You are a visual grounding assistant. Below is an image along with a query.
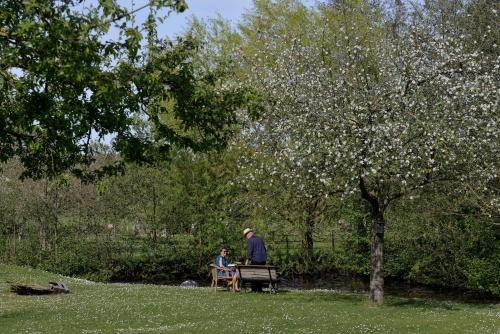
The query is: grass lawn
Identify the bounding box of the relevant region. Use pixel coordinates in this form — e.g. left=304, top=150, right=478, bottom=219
left=0, top=264, right=498, bottom=334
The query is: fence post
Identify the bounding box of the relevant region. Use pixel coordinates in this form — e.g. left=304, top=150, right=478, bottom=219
left=331, top=231, right=335, bottom=251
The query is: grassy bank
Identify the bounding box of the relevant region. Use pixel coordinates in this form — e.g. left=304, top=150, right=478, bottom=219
left=0, top=264, right=498, bottom=333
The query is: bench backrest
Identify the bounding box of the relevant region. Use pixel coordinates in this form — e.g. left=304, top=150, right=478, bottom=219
left=209, top=264, right=231, bottom=280
left=237, top=265, right=278, bottom=282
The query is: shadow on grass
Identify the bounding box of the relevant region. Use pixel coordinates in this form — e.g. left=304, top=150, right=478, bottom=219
left=385, top=293, right=499, bottom=310
left=277, top=290, right=496, bottom=311
left=385, top=297, right=458, bottom=310
left=238, top=289, right=292, bottom=295
left=277, top=290, right=360, bottom=300
left=276, top=290, right=366, bottom=304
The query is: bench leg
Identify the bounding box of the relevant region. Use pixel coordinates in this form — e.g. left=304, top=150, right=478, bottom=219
left=241, top=280, right=248, bottom=293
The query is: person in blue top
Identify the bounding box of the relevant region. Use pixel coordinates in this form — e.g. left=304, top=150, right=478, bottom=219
left=216, top=246, right=240, bottom=291
left=243, top=228, right=267, bottom=292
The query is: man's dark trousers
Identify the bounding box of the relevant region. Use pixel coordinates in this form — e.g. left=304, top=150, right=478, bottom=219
left=251, top=260, right=266, bottom=292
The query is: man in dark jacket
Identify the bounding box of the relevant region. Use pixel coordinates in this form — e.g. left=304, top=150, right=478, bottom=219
left=243, top=228, right=267, bottom=292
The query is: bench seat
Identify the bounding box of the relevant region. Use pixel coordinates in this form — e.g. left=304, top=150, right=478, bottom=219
left=236, top=265, right=279, bottom=293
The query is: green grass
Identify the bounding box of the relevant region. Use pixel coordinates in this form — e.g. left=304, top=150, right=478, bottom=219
left=0, top=264, right=498, bottom=333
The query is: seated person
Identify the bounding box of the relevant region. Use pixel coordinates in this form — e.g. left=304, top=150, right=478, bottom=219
left=216, top=246, right=240, bottom=291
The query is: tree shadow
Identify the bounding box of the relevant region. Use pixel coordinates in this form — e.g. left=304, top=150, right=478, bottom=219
left=278, top=290, right=366, bottom=303
left=383, top=296, right=494, bottom=310
left=389, top=298, right=453, bottom=309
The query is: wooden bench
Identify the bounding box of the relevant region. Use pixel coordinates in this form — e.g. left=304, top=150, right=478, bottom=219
left=236, top=265, right=279, bottom=293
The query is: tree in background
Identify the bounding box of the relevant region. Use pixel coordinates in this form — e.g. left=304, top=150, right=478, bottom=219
left=242, top=0, right=498, bottom=304
left=0, top=0, right=251, bottom=180
left=0, top=0, right=498, bottom=299
left=385, top=187, right=500, bottom=297
left=235, top=0, right=335, bottom=267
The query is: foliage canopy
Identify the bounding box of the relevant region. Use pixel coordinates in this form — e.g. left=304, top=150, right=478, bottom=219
left=0, top=0, right=252, bottom=180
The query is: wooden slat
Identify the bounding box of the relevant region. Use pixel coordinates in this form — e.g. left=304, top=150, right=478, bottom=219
left=238, top=266, right=278, bottom=282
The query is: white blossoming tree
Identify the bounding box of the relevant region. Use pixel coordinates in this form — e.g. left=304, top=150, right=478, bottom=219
left=235, top=0, right=344, bottom=265
left=242, top=1, right=499, bottom=304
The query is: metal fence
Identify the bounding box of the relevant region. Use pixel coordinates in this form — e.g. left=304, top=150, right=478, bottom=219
left=268, top=232, right=336, bottom=253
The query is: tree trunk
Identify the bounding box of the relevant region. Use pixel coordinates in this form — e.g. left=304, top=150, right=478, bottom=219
left=359, top=177, right=385, bottom=304
left=39, top=218, right=47, bottom=251
left=304, top=212, right=314, bottom=262
left=152, top=185, right=157, bottom=243
left=12, top=222, right=17, bottom=260
left=303, top=199, right=320, bottom=266
left=369, top=210, right=385, bottom=305
left=53, top=221, right=58, bottom=260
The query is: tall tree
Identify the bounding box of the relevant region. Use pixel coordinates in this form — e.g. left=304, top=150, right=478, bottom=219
left=242, top=0, right=498, bottom=304
left=0, top=0, right=250, bottom=180
left=236, top=0, right=335, bottom=265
